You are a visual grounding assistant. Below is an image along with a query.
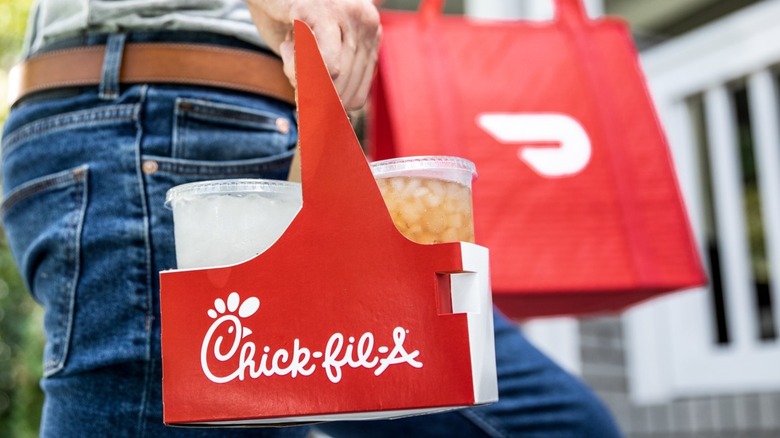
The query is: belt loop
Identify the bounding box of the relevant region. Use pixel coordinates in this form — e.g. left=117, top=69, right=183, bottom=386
left=99, top=33, right=127, bottom=100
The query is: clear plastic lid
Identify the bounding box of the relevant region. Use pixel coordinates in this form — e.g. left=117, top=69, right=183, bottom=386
left=165, top=179, right=302, bottom=208
left=369, top=156, right=477, bottom=185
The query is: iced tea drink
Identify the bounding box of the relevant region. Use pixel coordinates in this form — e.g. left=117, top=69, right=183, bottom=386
left=371, top=156, right=477, bottom=244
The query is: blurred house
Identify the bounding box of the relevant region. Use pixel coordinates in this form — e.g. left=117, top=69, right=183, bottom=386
left=609, top=0, right=780, bottom=436
left=380, top=0, right=780, bottom=436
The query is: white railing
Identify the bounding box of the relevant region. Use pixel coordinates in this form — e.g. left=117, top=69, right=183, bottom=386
left=625, top=0, right=780, bottom=404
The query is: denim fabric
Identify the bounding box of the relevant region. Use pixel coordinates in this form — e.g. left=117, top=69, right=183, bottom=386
left=319, top=309, right=622, bottom=437
left=1, top=33, right=621, bottom=437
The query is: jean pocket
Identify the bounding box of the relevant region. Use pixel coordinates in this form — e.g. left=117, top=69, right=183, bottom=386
left=173, top=97, right=295, bottom=161
left=1, top=165, right=89, bottom=376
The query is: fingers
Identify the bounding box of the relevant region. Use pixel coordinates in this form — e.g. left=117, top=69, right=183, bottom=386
left=349, top=40, right=380, bottom=110
left=279, top=34, right=296, bottom=89
left=312, top=16, right=346, bottom=85
left=247, top=0, right=382, bottom=110
left=298, top=0, right=381, bottom=110
left=337, top=10, right=381, bottom=110
left=340, top=35, right=374, bottom=110
left=333, top=28, right=356, bottom=100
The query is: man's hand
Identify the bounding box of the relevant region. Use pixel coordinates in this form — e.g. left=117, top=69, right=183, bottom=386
left=246, top=0, right=382, bottom=111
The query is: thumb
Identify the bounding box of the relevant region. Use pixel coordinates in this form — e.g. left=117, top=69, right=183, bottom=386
left=279, top=34, right=296, bottom=89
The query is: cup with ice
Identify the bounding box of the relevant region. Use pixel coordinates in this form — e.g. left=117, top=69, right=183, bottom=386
left=370, top=156, right=477, bottom=244
left=165, top=179, right=303, bottom=269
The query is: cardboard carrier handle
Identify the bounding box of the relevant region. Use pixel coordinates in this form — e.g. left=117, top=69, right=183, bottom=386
left=418, top=0, right=588, bottom=25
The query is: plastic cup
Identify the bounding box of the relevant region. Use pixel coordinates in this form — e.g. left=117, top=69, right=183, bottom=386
left=370, top=156, right=477, bottom=244
left=165, top=179, right=302, bottom=269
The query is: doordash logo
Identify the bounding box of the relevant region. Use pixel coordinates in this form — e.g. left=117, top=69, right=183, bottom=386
left=200, top=292, right=423, bottom=384
left=477, top=113, right=591, bottom=177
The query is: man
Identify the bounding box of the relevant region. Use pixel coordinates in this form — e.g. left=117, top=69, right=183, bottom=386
left=2, top=0, right=620, bottom=436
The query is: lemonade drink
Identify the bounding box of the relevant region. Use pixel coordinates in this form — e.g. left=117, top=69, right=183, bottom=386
left=165, top=179, right=302, bottom=269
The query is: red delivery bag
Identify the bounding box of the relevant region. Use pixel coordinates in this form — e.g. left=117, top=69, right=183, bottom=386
left=159, top=21, right=497, bottom=426
left=371, top=0, right=707, bottom=318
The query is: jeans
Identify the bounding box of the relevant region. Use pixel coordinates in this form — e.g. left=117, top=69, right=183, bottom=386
left=1, top=32, right=621, bottom=437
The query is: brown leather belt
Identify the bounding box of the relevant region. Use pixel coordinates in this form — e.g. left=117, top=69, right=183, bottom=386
left=7, top=43, right=296, bottom=106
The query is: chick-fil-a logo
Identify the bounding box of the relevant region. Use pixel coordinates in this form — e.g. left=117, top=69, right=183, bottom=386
left=200, top=292, right=422, bottom=384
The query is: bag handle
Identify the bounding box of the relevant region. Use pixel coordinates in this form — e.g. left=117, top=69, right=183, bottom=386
left=419, top=0, right=588, bottom=25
